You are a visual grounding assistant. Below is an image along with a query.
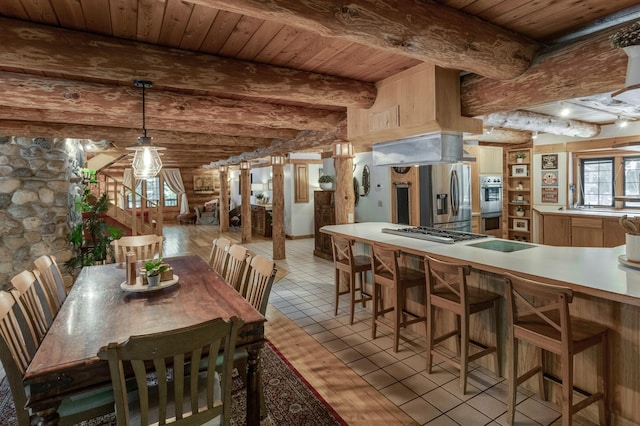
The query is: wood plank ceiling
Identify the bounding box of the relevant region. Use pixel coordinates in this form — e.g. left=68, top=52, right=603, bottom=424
left=0, top=0, right=638, bottom=170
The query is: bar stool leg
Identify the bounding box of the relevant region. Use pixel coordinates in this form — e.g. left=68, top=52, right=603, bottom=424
left=460, top=312, right=470, bottom=394
left=561, top=353, right=573, bottom=426
left=492, top=300, right=501, bottom=374
left=598, top=332, right=610, bottom=426
left=393, top=285, right=401, bottom=353
left=536, top=347, right=546, bottom=401
left=426, top=301, right=434, bottom=373
left=507, top=336, right=518, bottom=425
left=371, top=282, right=379, bottom=339
left=359, top=272, right=367, bottom=308
left=349, top=270, right=356, bottom=325
left=334, top=267, right=340, bottom=316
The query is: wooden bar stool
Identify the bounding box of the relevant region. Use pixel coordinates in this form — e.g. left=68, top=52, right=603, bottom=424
left=370, top=243, right=425, bottom=352
left=503, top=272, right=609, bottom=426
left=424, top=255, right=501, bottom=394
left=331, top=236, right=372, bottom=325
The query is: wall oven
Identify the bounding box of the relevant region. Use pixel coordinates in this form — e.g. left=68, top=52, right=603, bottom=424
left=479, top=175, right=502, bottom=217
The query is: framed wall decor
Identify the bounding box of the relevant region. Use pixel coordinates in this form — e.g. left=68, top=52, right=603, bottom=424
left=512, top=164, right=528, bottom=177
left=267, top=179, right=273, bottom=190
left=193, top=174, right=215, bottom=194
left=513, top=218, right=529, bottom=231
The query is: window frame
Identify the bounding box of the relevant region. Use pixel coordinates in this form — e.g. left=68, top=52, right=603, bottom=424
left=580, top=157, right=614, bottom=207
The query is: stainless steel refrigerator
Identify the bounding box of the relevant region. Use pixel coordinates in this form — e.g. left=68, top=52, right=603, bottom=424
left=418, top=163, right=471, bottom=231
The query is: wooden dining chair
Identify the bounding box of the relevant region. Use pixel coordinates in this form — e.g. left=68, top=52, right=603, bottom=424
left=0, top=291, right=116, bottom=426
left=33, top=254, right=66, bottom=317
left=504, top=272, right=609, bottom=426
left=223, top=244, right=250, bottom=292
left=370, top=243, right=426, bottom=352
left=208, top=237, right=231, bottom=275
left=331, top=235, right=372, bottom=325
left=424, top=255, right=501, bottom=394
left=9, top=270, right=51, bottom=344
left=111, top=234, right=165, bottom=263
left=98, top=316, right=244, bottom=426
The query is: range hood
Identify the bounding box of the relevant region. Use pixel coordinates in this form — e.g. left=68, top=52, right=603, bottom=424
left=372, top=131, right=475, bottom=166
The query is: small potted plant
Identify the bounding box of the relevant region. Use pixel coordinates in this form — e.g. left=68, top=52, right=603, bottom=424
left=515, top=152, right=526, bottom=163
left=255, top=193, right=264, bottom=204
left=145, top=258, right=169, bottom=287
left=610, top=20, right=640, bottom=87
left=318, top=175, right=334, bottom=190
left=515, top=206, right=526, bottom=217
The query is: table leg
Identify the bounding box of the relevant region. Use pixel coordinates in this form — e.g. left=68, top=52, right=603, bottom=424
left=31, top=404, right=61, bottom=426
left=246, top=343, right=264, bottom=426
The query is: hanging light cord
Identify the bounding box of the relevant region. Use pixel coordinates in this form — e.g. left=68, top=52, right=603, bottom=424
left=141, top=83, right=147, bottom=139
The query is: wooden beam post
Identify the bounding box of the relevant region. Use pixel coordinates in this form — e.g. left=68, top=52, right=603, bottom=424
left=332, top=142, right=354, bottom=225
left=219, top=166, right=229, bottom=232
left=240, top=163, right=252, bottom=243
left=271, top=156, right=286, bottom=260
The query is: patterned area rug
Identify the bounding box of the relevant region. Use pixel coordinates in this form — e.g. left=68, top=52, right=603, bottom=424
left=0, top=341, right=345, bottom=425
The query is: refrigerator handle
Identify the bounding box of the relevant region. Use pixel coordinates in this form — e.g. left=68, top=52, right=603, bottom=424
left=450, top=169, right=459, bottom=216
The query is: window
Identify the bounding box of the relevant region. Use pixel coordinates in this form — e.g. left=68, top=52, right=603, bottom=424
left=581, top=158, right=613, bottom=206
left=125, top=178, right=177, bottom=208
left=624, top=157, right=640, bottom=208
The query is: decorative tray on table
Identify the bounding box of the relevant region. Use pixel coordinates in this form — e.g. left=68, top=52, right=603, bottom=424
left=618, top=255, right=640, bottom=271
left=120, top=275, right=180, bottom=292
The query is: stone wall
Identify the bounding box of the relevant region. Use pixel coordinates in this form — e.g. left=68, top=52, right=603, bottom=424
left=0, top=137, right=82, bottom=289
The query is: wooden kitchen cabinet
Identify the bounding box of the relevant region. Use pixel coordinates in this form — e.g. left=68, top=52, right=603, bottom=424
left=314, top=190, right=335, bottom=260
left=542, top=215, right=571, bottom=246
left=571, top=217, right=603, bottom=247
left=251, top=204, right=272, bottom=237
left=603, top=218, right=626, bottom=247
left=478, top=146, right=503, bottom=174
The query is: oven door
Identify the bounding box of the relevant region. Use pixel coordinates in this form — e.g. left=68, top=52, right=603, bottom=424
left=480, top=185, right=502, bottom=214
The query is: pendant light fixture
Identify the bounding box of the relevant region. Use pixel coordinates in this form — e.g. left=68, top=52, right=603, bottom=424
left=128, top=80, right=164, bottom=179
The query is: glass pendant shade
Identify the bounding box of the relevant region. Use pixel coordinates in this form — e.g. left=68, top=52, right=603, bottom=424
left=131, top=145, right=163, bottom=179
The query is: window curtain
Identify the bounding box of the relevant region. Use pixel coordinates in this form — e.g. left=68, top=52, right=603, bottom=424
left=121, top=169, right=143, bottom=209
left=162, top=169, right=189, bottom=214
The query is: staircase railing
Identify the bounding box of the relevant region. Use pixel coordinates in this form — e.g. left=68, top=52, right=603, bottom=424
left=92, top=173, right=163, bottom=236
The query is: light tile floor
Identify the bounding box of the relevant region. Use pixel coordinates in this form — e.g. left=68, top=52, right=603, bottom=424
left=240, top=238, right=597, bottom=426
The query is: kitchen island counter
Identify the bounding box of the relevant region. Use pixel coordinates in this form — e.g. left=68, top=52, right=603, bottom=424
left=322, top=222, right=640, bottom=424
left=322, top=222, right=635, bottom=305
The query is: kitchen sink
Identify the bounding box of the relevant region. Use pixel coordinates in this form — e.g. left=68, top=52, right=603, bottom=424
left=467, top=239, right=536, bottom=253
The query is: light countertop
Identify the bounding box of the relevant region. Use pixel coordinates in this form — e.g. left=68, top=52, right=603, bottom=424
left=321, top=222, right=640, bottom=306
left=535, top=206, right=640, bottom=218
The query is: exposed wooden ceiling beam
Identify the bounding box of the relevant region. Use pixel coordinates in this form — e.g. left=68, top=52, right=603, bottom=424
left=461, top=24, right=627, bottom=117
left=464, top=129, right=532, bottom=144
left=188, top=0, right=539, bottom=80
left=0, top=120, right=273, bottom=151
left=0, top=17, right=375, bottom=108
left=483, top=110, right=601, bottom=138
left=0, top=106, right=300, bottom=140
left=0, top=71, right=344, bottom=131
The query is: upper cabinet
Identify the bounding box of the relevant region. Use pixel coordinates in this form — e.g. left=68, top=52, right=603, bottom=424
left=477, top=146, right=503, bottom=175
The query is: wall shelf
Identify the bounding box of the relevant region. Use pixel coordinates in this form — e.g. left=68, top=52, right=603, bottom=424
left=506, top=148, right=533, bottom=242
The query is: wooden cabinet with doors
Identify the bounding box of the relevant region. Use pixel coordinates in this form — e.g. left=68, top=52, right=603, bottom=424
left=314, top=190, right=335, bottom=260
left=251, top=204, right=272, bottom=237
left=539, top=212, right=626, bottom=247
left=506, top=148, right=533, bottom=241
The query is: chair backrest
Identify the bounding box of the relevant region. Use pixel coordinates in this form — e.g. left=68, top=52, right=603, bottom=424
left=9, top=270, right=50, bottom=345
left=208, top=237, right=231, bottom=274
left=0, top=291, right=35, bottom=425
left=239, top=255, right=277, bottom=315
left=370, top=243, right=400, bottom=287
left=503, top=272, right=573, bottom=345
left=424, top=255, right=471, bottom=304
left=223, top=244, right=250, bottom=292
left=331, top=236, right=355, bottom=269
left=111, top=235, right=165, bottom=263
left=98, top=316, right=244, bottom=426
left=33, top=254, right=66, bottom=316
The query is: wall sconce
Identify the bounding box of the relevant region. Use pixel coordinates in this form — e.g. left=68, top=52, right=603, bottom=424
left=219, top=165, right=228, bottom=173
left=332, top=142, right=353, bottom=158
left=239, top=161, right=251, bottom=170
left=531, top=131, right=538, bottom=140
left=271, top=155, right=285, bottom=165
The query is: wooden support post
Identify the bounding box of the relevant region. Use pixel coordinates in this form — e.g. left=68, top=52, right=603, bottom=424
left=332, top=142, right=354, bottom=225
left=219, top=167, right=229, bottom=232
left=241, top=165, right=252, bottom=243
left=271, top=157, right=285, bottom=260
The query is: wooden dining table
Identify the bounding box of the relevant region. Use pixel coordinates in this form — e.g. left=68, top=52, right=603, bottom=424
left=23, top=254, right=266, bottom=425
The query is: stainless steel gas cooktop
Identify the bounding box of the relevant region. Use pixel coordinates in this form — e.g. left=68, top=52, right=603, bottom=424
left=381, top=226, right=489, bottom=244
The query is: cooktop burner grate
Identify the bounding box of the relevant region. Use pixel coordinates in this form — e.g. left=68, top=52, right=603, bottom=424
left=381, top=226, right=489, bottom=244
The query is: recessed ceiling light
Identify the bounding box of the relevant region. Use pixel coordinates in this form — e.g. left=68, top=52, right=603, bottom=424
left=532, top=131, right=539, bottom=140
left=615, top=117, right=629, bottom=128
left=560, top=104, right=571, bottom=117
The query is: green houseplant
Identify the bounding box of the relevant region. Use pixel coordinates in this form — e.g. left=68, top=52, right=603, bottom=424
left=318, top=175, right=334, bottom=190
left=65, top=170, right=124, bottom=273
left=145, top=258, right=169, bottom=287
